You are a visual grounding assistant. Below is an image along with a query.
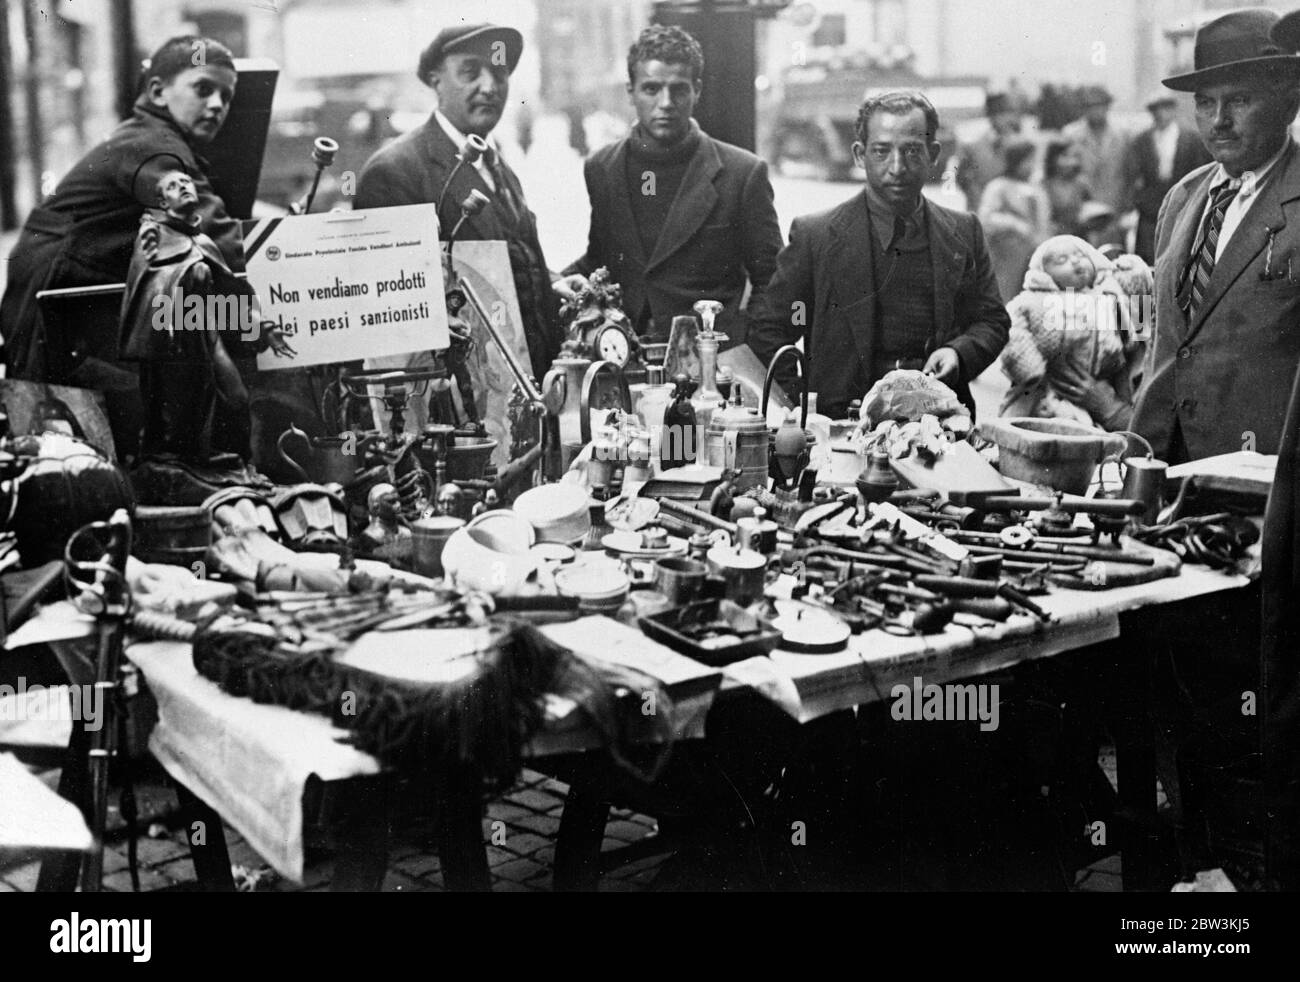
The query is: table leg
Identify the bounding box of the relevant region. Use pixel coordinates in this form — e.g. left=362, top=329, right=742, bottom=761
left=1110, top=634, right=1162, bottom=891
left=35, top=721, right=91, bottom=892
left=330, top=782, right=391, bottom=892
left=436, top=766, right=490, bottom=892
left=173, top=781, right=236, bottom=892
left=553, top=757, right=612, bottom=892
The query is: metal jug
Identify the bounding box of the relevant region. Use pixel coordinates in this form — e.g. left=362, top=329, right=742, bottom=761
left=277, top=424, right=377, bottom=486
left=705, top=399, right=769, bottom=491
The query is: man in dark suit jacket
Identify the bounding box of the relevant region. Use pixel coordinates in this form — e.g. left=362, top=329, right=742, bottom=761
left=563, top=25, right=782, bottom=345
left=1121, top=92, right=1212, bottom=263
left=1130, top=7, right=1300, bottom=889
left=354, top=24, right=561, bottom=383
left=748, top=91, right=1009, bottom=421
left=1132, top=20, right=1300, bottom=463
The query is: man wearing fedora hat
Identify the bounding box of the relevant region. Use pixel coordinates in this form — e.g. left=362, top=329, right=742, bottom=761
left=1130, top=7, right=1300, bottom=891
left=355, top=24, right=562, bottom=385
left=1063, top=86, right=1129, bottom=213
left=1133, top=7, right=1300, bottom=464
left=1121, top=92, right=1212, bottom=263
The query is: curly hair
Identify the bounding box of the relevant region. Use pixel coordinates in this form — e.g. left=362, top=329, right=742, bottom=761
left=140, top=35, right=236, bottom=91
left=854, top=90, right=939, bottom=145
left=627, top=25, right=704, bottom=85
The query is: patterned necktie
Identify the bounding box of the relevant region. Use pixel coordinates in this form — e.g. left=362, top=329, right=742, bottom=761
left=481, top=147, right=522, bottom=229
left=1177, top=179, right=1240, bottom=321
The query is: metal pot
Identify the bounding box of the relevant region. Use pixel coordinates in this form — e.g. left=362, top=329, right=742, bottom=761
left=277, top=424, right=377, bottom=486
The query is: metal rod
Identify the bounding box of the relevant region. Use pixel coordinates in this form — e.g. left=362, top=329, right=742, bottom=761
left=960, top=543, right=1156, bottom=566
left=453, top=271, right=543, bottom=406
left=653, top=496, right=737, bottom=535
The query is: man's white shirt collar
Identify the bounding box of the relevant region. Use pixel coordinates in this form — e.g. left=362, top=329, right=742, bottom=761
left=434, top=110, right=498, bottom=190
left=1210, top=137, right=1291, bottom=200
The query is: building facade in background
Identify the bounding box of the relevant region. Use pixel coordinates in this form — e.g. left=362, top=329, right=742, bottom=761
left=4, top=0, right=1297, bottom=229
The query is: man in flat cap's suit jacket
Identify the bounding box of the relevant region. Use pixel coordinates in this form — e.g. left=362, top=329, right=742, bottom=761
left=355, top=23, right=561, bottom=383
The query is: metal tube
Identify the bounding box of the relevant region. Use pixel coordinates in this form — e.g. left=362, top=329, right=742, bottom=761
left=454, top=272, right=543, bottom=406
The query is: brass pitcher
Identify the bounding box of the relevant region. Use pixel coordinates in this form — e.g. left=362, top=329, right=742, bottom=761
left=277, top=424, right=377, bottom=486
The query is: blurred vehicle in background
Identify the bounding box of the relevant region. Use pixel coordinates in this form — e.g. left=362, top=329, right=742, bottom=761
left=258, top=80, right=424, bottom=212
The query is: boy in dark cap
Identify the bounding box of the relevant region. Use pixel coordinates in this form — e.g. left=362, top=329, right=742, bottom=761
left=0, top=36, right=245, bottom=457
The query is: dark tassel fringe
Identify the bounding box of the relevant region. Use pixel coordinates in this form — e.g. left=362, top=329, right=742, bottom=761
left=192, top=621, right=677, bottom=794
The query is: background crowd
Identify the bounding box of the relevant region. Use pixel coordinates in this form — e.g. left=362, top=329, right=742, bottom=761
left=957, top=85, right=1213, bottom=300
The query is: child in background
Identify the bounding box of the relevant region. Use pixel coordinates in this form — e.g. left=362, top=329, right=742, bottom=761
left=1042, top=140, right=1092, bottom=237
left=998, top=234, right=1151, bottom=431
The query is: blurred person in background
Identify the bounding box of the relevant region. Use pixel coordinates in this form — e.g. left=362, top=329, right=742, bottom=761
left=978, top=139, right=1051, bottom=300
left=1063, top=86, right=1129, bottom=212
left=1042, top=139, right=1092, bottom=236
left=955, top=91, right=1024, bottom=211
left=1121, top=92, right=1213, bottom=263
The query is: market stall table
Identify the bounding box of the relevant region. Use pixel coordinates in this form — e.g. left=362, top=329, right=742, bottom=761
left=10, top=556, right=1253, bottom=891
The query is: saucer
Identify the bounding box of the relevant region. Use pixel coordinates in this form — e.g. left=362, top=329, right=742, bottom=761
left=600, top=530, right=688, bottom=558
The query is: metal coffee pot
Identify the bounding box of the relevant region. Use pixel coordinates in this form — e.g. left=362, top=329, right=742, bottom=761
left=277, top=424, right=378, bottom=486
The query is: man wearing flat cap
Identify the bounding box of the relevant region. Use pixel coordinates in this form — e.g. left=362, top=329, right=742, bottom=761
left=1121, top=92, right=1212, bottom=263
left=355, top=24, right=562, bottom=384
left=1063, top=86, right=1129, bottom=212
left=1129, top=6, right=1300, bottom=893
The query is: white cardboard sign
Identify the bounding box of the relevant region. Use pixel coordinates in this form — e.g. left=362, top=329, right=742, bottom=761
left=244, top=205, right=448, bottom=370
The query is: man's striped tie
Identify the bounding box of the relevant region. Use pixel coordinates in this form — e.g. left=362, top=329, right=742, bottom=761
left=1177, top=179, right=1241, bottom=321
left=482, top=147, right=522, bottom=230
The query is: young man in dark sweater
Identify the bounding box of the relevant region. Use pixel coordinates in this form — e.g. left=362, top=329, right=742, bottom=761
left=561, top=25, right=783, bottom=345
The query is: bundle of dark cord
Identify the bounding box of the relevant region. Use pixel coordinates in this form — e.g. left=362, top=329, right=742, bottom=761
left=1132, top=513, right=1259, bottom=570
left=192, top=619, right=676, bottom=792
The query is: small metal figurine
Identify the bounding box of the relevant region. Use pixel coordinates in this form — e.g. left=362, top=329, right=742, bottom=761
left=359, top=482, right=410, bottom=553
left=471, top=488, right=499, bottom=518
left=436, top=482, right=466, bottom=521
left=430, top=287, right=481, bottom=428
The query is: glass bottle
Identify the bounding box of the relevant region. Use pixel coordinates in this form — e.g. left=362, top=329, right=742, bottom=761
left=691, top=299, right=726, bottom=433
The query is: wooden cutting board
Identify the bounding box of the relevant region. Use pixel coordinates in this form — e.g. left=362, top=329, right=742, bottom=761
left=890, top=441, right=1013, bottom=499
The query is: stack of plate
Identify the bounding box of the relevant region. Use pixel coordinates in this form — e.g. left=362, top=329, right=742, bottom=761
left=554, top=561, right=630, bottom=615
left=512, top=483, right=592, bottom=545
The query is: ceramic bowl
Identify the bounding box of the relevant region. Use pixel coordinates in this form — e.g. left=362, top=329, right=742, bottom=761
left=512, top=483, right=592, bottom=544
left=440, top=521, right=538, bottom=594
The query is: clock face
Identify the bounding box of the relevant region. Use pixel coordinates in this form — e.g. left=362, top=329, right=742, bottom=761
left=596, top=325, right=630, bottom=366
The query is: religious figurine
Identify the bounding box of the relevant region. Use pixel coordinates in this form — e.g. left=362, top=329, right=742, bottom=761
left=118, top=169, right=295, bottom=464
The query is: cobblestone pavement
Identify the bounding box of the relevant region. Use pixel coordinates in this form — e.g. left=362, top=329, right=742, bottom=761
left=2, top=761, right=1126, bottom=893
left=0, top=766, right=670, bottom=893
